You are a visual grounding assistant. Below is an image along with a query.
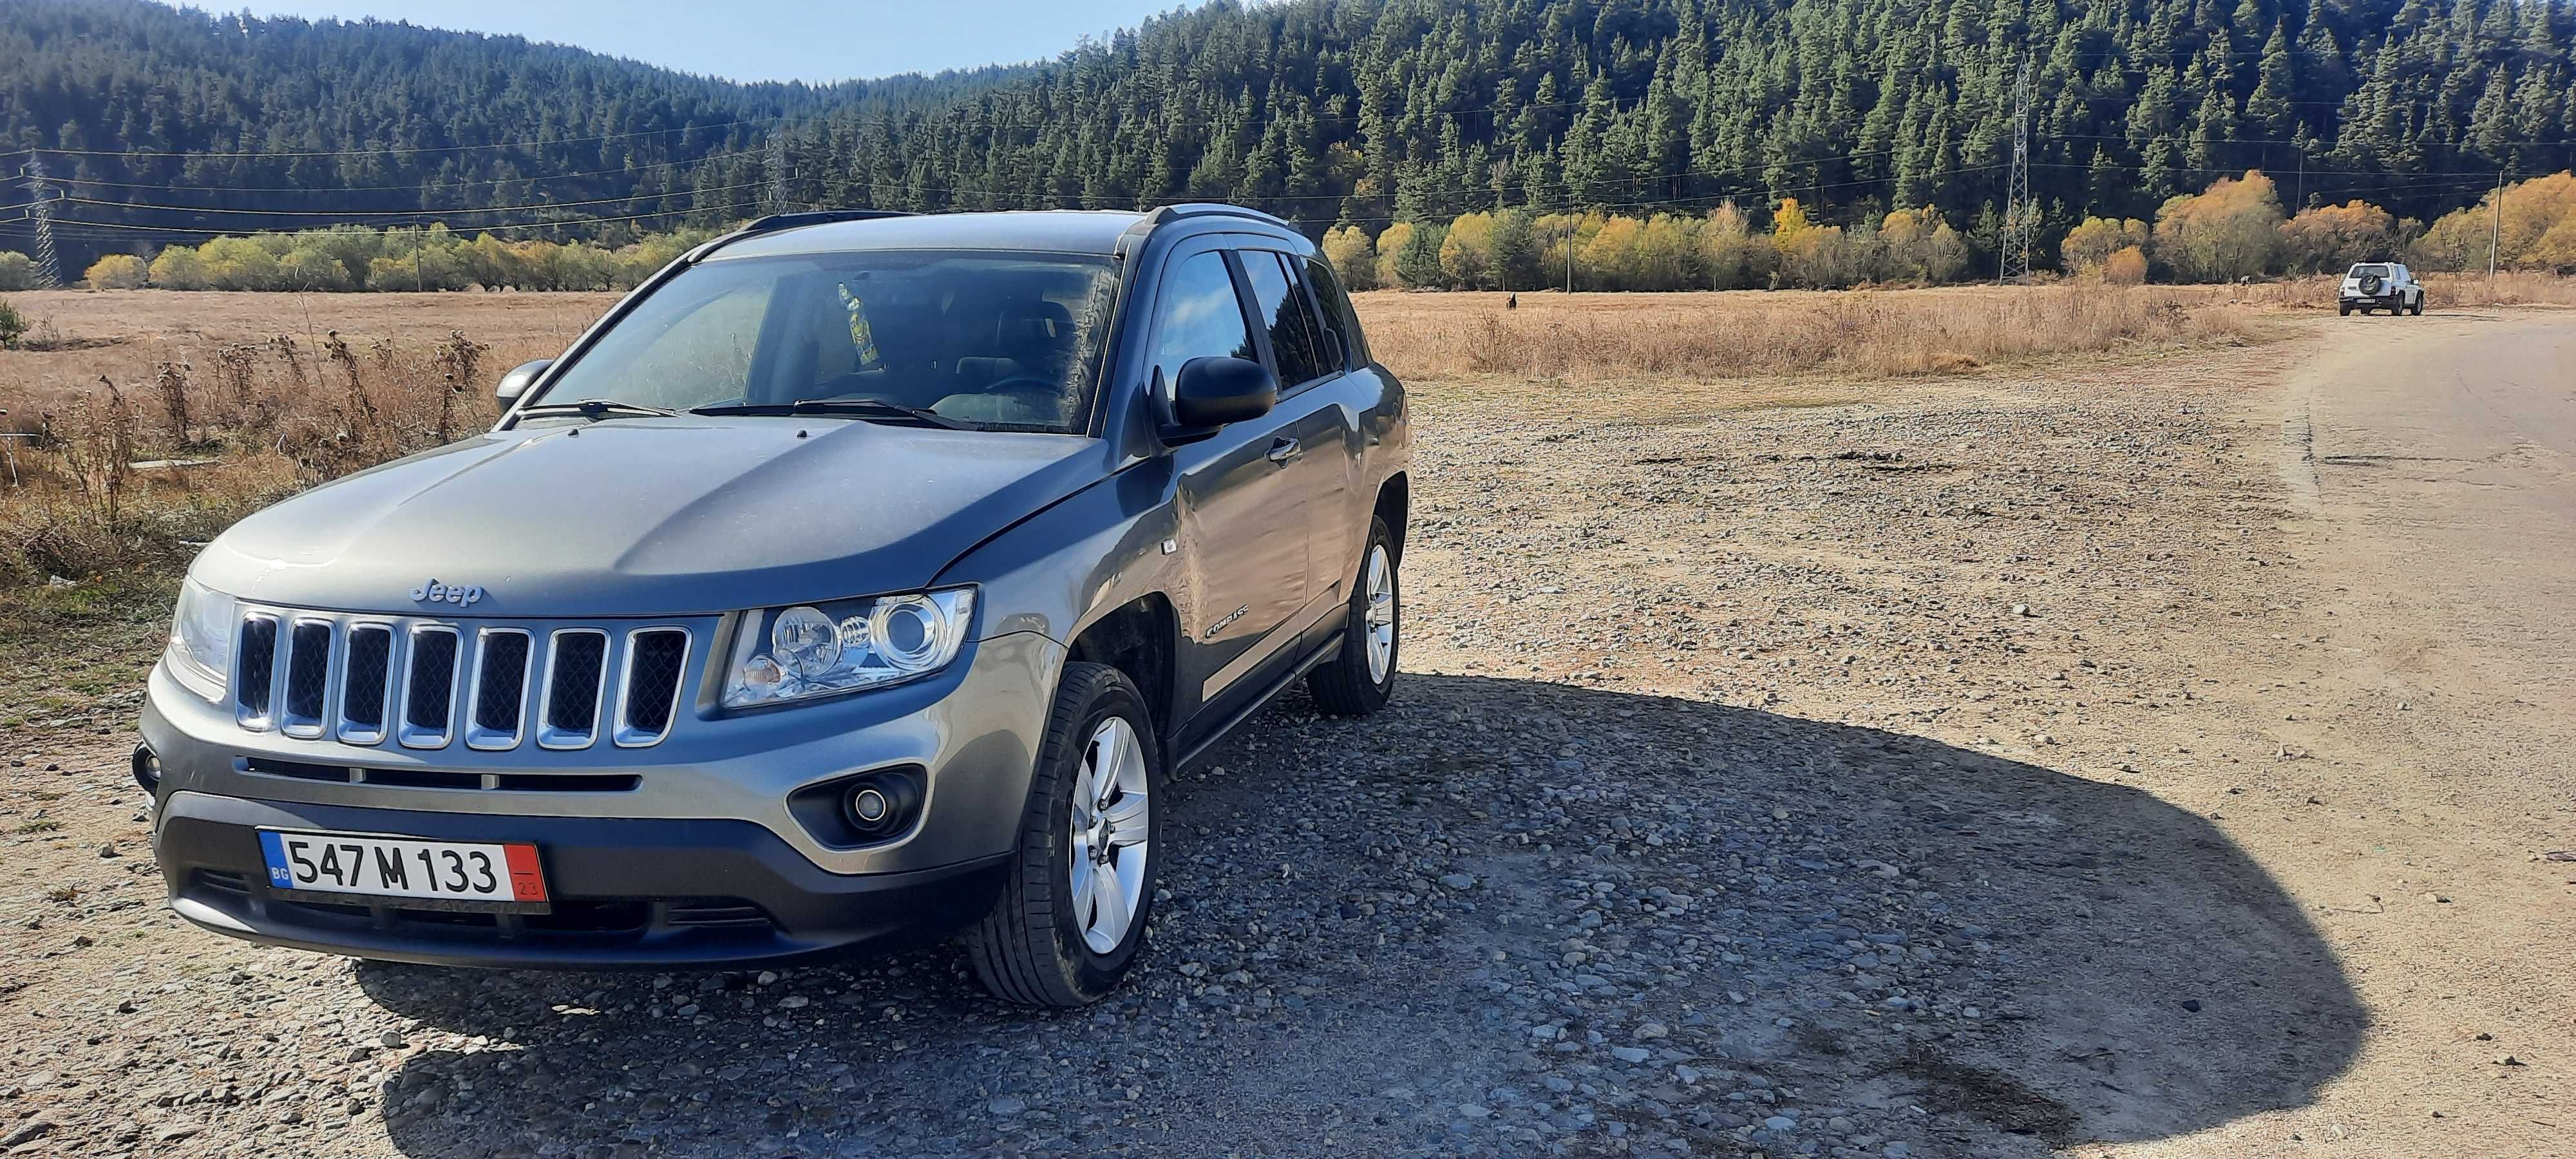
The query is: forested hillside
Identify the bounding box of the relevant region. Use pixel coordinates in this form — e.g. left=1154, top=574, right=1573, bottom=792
left=6, top=0, right=2575, bottom=273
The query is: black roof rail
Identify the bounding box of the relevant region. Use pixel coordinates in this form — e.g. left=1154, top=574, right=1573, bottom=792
left=685, top=209, right=918, bottom=264
left=1142, top=202, right=1294, bottom=229
left=1116, top=203, right=1299, bottom=254
left=741, top=209, right=918, bottom=234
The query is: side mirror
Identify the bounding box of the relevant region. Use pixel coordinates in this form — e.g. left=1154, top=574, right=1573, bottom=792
left=1161, top=356, right=1277, bottom=443
left=495, top=359, right=552, bottom=408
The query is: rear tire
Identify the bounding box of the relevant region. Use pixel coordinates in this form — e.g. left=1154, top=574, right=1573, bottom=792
left=1306, top=516, right=1399, bottom=717
left=965, top=662, right=1162, bottom=1007
left=2338, top=303, right=2352, bottom=317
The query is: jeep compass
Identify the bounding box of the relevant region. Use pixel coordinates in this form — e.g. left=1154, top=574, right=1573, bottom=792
left=137, top=205, right=1411, bottom=1006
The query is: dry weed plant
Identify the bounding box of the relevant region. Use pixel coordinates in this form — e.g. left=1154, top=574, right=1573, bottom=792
left=1, top=330, right=505, bottom=586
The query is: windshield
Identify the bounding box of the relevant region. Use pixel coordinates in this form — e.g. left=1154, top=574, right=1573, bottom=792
left=526, top=249, right=1118, bottom=433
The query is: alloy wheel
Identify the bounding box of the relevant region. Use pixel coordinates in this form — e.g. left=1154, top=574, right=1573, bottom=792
left=1067, top=715, right=1151, bottom=954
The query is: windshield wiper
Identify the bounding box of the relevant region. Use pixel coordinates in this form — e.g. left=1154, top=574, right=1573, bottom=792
left=690, top=398, right=972, bottom=430
left=515, top=398, right=683, bottom=422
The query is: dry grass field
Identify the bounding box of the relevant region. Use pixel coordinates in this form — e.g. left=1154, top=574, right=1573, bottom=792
left=1, top=280, right=2572, bottom=1156
left=1, top=276, right=2567, bottom=598
left=0, top=282, right=2257, bottom=586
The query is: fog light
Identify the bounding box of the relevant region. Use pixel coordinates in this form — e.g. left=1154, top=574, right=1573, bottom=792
left=838, top=773, right=923, bottom=838
left=131, top=744, right=161, bottom=793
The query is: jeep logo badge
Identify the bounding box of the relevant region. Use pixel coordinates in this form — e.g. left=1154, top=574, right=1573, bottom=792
left=411, top=579, right=484, bottom=607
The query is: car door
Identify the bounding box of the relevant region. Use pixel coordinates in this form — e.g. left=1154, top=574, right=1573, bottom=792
left=1234, top=250, right=1356, bottom=608
left=1148, top=243, right=1312, bottom=729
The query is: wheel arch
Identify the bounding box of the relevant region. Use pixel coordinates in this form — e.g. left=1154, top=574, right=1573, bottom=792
left=1065, top=593, right=1179, bottom=740
left=1374, top=471, right=1410, bottom=561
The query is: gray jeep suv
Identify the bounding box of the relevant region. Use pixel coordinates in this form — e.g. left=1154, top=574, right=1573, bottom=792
left=137, top=205, right=1410, bottom=1006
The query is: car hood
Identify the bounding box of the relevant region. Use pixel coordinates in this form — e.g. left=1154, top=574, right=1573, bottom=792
left=193, top=417, right=1102, bottom=618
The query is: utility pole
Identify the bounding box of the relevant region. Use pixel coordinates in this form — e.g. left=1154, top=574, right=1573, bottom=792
left=1998, top=52, right=2036, bottom=285
left=766, top=132, right=790, bottom=215
left=19, top=155, right=61, bottom=288
left=2488, top=169, right=2504, bottom=283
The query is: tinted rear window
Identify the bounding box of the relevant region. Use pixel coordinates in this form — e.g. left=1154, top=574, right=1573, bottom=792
left=2352, top=265, right=2391, bottom=278
left=1242, top=251, right=1331, bottom=388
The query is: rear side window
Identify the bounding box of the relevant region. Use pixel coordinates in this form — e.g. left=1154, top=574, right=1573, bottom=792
left=1242, top=251, right=1330, bottom=388
left=1301, top=256, right=1362, bottom=369
left=1146, top=250, right=1256, bottom=391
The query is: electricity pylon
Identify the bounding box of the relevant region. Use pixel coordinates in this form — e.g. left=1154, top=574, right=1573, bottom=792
left=20, top=155, right=61, bottom=288
left=1998, top=53, right=2036, bottom=285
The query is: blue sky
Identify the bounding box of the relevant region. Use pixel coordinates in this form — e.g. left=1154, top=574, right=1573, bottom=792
left=217, top=1, right=1189, bottom=82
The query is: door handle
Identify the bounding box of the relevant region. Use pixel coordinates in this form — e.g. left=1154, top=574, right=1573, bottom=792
left=1267, top=437, right=1302, bottom=464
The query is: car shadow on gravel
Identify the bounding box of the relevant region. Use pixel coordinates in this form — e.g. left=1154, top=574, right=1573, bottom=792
left=352, top=674, right=2362, bottom=1158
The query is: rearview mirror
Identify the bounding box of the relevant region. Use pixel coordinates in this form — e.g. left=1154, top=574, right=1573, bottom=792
left=495, top=359, right=552, bottom=408
left=1162, top=356, right=1277, bottom=443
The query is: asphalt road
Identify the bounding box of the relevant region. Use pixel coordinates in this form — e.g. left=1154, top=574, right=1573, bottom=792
left=2230, top=305, right=2576, bottom=1156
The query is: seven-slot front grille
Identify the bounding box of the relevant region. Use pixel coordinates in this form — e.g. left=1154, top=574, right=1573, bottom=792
left=229, top=610, right=697, bottom=753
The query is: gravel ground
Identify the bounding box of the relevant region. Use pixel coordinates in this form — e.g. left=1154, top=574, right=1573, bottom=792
left=0, top=330, right=2392, bottom=1157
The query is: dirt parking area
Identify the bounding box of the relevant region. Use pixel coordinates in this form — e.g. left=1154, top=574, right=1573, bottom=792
left=1, top=296, right=2570, bottom=1157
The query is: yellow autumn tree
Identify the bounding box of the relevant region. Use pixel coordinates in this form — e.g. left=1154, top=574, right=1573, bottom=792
left=2152, top=170, right=2286, bottom=282
left=1321, top=225, right=1378, bottom=291
left=84, top=253, right=148, bottom=290
left=1373, top=221, right=1414, bottom=288
left=2060, top=216, right=2150, bottom=277
left=1439, top=212, right=1499, bottom=289
left=2277, top=200, right=2398, bottom=274
left=2414, top=172, right=2576, bottom=272
left=1696, top=202, right=1774, bottom=289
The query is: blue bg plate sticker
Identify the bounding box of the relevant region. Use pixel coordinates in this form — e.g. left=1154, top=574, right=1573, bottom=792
left=258, top=830, right=295, bottom=888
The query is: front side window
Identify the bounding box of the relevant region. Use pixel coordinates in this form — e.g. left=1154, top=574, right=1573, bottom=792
left=1146, top=250, right=1256, bottom=391
left=528, top=249, right=1118, bottom=433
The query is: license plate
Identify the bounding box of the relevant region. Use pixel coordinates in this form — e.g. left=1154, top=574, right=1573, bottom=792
left=258, top=829, right=548, bottom=905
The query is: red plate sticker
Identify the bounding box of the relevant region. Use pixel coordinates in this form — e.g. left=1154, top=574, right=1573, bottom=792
left=504, top=843, right=549, bottom=902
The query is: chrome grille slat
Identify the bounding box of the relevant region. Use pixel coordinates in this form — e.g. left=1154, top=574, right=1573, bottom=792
left=399, top=625, right=462, bottom=749
left=613, top=628, right=690, bottom=748
left=279, top=619, right=336, bottom=739
left=230, top=608, right=696, bottom=756
left=233, top=614, right=281, bottom=730
left=536, top=630, right=611, bottom=750
left=465, top=628, right=535, bottom=751
left=337, top=624, right=395, bottom=744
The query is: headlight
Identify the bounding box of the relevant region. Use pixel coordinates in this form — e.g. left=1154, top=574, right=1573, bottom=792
left=723, top=588, right=975, bottom=708
left=166, top=578, right=235, bottom=702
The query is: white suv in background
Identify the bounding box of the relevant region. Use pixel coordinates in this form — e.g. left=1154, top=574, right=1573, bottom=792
left=2339, top=263, right=2423, bottom=316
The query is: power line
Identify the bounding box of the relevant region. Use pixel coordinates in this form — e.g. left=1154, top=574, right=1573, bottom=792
left=0, top=117, right=795, bottom=161
left=43, top=200, right=767, bottom=238
left=44, top=148, right=767, bottom=194
left=55, top=182, right=767, bottom=220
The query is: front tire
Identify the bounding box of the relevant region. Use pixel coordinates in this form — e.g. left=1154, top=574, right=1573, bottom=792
left=966, top=662, right=1162, bottom=1007
left=2410, top=295, right=2425, bottom=316
left=1307, top=516, right=1399, bottom=716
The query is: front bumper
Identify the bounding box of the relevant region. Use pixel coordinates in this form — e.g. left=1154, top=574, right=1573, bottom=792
left=156, top=791, right=1008, bottom=967
left=140, top=627, right=1065, bottom=966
